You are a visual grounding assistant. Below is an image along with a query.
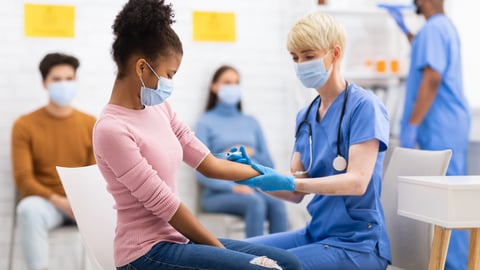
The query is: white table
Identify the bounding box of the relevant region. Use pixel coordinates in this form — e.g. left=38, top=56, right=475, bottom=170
left=398, top=175, right=480, bottom=270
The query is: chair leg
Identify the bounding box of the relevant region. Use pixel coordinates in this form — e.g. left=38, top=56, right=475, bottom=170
left=80, top=241, right=87, bottom=270
left=7, top=225, right=16, bottom=270
left=8, top=202, right=17, bottom=270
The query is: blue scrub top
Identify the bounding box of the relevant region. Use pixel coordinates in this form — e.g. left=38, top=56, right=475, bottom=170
left=294, top=83, right=391, bottom=262
left=403, top=14, right=471, bottom=174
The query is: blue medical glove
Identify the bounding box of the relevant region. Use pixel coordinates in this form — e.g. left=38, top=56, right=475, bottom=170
left=227, top=145, right=290, bottom=190
left=400, top=123, right=418, bottom=148
left=227, top=145, right=252, bottom=165
left=378, top=4, right=411, bottom=35
left=237, top=165, right=295, bottom=192
left=227, top=145, right=269, bottom=176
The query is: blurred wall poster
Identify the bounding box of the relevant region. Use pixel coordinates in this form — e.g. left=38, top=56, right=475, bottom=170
left=24, top=3, right=75, bottom=38
left=192, top=11, right=236, bottom=42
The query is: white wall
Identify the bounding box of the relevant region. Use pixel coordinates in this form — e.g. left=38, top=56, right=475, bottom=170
left=447, top=0, right=480, bottom=109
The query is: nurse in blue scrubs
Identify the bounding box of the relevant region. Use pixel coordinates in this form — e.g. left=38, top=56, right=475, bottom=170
left=230, top=12, right=391, bottom=270
left=384, top=0, right=472, bottom=269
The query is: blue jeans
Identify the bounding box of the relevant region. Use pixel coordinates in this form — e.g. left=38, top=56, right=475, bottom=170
left=202, top=190, right=288, bottom=237
left=246, top=229, right=388, bottom=270
left=16, top=196, right=72, bottom=270
left=117, top=238, right=301, bottom=270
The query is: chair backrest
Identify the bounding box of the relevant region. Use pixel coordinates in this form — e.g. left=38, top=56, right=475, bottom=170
left=382, top=147, right=452, bottom=270
left=56, top=164, right=116, bottom=270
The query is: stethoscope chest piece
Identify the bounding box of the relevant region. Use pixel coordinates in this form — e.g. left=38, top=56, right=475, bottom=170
left=333, top=155, right=347, bottom=171
left=294, top=81, right=350, bottom=173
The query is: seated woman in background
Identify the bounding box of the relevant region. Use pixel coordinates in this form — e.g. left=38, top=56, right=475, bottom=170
left=195, top=65, right=289, bottom=238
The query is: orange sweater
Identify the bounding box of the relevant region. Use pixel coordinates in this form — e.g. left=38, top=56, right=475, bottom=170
left=11, top=107, right=96, bottom=200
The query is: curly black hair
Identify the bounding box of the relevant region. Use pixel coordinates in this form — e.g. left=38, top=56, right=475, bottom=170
left=39, top=53, right=79, bottom=80
left=112, top=0, right=183, bottom=78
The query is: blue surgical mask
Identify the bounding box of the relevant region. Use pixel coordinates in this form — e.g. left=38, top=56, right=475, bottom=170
left=48, top=81, right=78, bottom=106
left=140, top=62, right=174, bottom=106
left=295, top=53, right=332, bottom=90
left=218, top=85, right=241, bottom=105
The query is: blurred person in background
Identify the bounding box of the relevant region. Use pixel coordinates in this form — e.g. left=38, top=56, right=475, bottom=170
left=195, top=65, right=288, bottom=238
left=11, top=52, right=96, bottom=270
left=383, top=0, right=471, bottom=269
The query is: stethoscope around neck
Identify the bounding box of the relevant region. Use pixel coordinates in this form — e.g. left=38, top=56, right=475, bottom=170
left=293, top=81, right=349, bottom=175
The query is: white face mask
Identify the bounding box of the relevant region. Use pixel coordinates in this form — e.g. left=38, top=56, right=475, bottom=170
left=48, top=81, right=78, bottom=106
left=139, top=62, right=174, bottom=106
left=218, top=85, right=241, bottom=105
left=295, top=52, right=332, bottom=90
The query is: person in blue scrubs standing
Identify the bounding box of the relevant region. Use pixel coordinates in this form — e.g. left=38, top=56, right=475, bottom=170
left=227, top=12, right=391, bottom=270
left=195, top=65, right=288, bottom=237
left=384, top=1, right=471, bottom=269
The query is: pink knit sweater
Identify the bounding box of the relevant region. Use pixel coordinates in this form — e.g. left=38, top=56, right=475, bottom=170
left=93, top=102, right=209, bottom=266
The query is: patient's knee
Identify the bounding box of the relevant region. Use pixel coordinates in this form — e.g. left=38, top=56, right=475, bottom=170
left=16, top=196, right=49, bottom=223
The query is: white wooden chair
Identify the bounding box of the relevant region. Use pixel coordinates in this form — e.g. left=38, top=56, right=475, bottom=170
left=382, top=147, right=452, bottom=270
left=56, top=165, right=116, bottom=270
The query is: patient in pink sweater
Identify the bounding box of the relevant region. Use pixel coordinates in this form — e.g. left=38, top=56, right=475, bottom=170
left=92, top=1, right=300, bottom=270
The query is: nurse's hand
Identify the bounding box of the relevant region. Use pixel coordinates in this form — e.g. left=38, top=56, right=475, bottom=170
left=378, top=4, right=411, bottom=35
left=400, top=123, right=418, bottom=148
left=227, top=146, right=266, bottom=175
left=237, top=165, right=295, bottom=192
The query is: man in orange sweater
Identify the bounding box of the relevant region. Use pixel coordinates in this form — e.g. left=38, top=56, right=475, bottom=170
left=11, top=52, right=96, bottom=270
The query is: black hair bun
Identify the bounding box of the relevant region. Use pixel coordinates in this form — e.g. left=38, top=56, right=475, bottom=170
left=112, top=0, right=175, bottom=38
left=111, top=0, right=183, bottom=78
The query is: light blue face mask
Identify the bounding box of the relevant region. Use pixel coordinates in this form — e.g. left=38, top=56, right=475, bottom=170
left=218, top=84, right=241, bottom=105
left=295, top=52, right=332, bottom=90
left=140, top=62, right=174, bottom=106
left=48, top=81, right=78, bottom=106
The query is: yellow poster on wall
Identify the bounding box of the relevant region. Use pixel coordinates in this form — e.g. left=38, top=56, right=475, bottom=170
left=192, top=11, right=236, bottom=42
left=24, top=4, right=75, bottom=38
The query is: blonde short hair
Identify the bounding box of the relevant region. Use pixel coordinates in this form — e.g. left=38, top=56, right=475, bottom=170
left=287, top=12, right=346, bottom=54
